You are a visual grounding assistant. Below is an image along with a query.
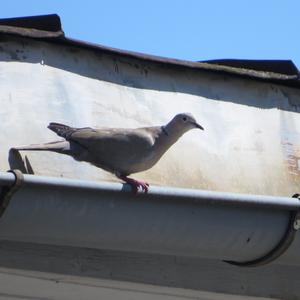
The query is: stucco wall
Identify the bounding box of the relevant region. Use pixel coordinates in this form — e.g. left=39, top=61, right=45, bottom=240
left=1, top=36, right=300, bottom=196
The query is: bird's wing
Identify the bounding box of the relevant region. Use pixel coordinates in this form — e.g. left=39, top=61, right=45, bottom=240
left=69, top=127, right=155, bottom=150
left=67, top=127, right=159, bottom=173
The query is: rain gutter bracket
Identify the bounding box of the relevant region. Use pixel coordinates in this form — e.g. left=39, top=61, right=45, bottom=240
left=0, top=170, right=24, bottom=217
left=223, top=194, right=300, bottom=267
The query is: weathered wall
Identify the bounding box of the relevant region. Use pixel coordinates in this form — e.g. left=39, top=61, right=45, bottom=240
left=1, top=36, right=300, bottom=196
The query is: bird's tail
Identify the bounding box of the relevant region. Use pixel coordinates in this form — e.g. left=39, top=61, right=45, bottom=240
left=48, top=122, right=76, bottom=139
left=11, top=140, right=71, bottom=153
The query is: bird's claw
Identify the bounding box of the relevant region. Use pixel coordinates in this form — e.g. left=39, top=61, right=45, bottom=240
left=128, top=178, right=149, bottom=194
left=135, top=180, right=149, bottom=193
left=118, top=175, right=149, bottom=194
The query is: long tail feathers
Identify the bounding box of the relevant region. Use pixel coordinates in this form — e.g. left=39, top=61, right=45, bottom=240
left=11, top=140, right=71, bottom=153
left=11, top=122, right=77, bottom=155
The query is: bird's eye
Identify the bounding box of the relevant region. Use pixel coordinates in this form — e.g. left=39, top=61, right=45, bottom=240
left=182, top=117, right=187, bottom=122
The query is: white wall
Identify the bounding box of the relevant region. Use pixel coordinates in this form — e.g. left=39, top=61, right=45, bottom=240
left=1, top=36, right=300, bottom=196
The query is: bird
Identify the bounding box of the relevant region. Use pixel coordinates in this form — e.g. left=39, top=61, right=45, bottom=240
left=12, top=113, right=204, bottom=193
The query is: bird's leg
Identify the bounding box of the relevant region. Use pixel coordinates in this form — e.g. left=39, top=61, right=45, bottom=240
left=117, top=174, right=149, bottom=194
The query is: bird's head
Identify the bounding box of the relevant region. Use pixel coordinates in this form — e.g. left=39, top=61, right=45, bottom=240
left=171, top=112, right=204, bottom=132
left=163, top=113, right=204, bottom=140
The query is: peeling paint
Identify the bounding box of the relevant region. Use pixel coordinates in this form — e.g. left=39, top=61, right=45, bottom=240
left=282, top=140, right=300, bottom=178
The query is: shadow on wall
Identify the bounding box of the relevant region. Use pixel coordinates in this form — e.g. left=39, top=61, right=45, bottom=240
left=1, top=35, right=300, bottom=113
left=8, top=149, right=34, bottom=174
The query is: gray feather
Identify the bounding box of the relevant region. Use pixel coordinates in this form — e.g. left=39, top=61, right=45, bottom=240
left=12, top=113, right=203, bottom=176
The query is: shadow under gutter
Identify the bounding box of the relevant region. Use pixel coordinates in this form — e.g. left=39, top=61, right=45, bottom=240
left=0, top=170, right=299, bottom=267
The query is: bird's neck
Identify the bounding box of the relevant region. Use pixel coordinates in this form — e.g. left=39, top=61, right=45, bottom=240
left=160, top=122, right=187, bottom=145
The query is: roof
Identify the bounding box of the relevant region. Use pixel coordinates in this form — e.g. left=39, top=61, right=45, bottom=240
left=0, top=14, right=299, bottom=88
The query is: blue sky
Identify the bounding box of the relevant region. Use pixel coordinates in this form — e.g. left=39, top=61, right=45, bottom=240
left=1, top=1, right=300, bottom=69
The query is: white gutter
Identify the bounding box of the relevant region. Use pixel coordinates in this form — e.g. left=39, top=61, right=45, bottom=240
left=0, top=171, right=299, bottom=266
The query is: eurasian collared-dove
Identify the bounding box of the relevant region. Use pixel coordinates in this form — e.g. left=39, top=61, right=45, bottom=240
left=12, top=113, right=204, bottom=193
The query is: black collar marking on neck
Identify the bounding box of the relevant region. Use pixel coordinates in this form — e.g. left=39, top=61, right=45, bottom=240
left=162, top=126, right=169, bottom=136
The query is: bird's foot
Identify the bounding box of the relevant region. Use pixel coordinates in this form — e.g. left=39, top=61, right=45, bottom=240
left=118, top=175, right=149, bottom=194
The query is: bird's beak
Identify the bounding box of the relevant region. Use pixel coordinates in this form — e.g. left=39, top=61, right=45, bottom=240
left=192, top=122, right=204, bottom=130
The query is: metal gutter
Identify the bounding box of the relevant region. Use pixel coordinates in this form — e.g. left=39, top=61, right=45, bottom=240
left=0, top=171, right=299, bottom=210
left=0, top=170, right=23, bottom=217
left=0, top=171, right=299, bottom=266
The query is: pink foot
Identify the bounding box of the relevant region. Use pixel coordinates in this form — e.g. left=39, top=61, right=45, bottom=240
left=118, top=175, right=149, bottom=194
